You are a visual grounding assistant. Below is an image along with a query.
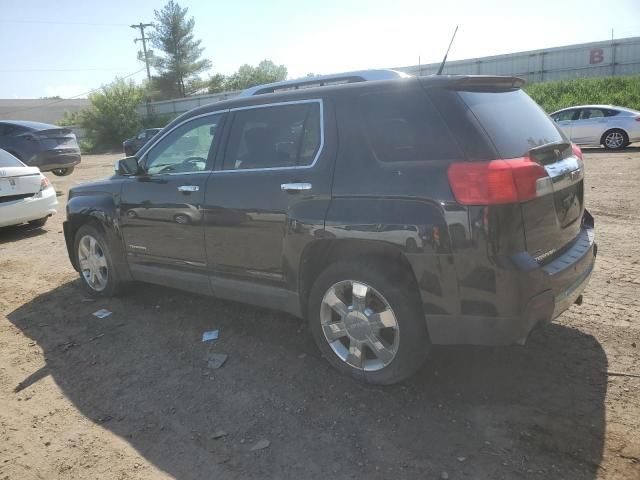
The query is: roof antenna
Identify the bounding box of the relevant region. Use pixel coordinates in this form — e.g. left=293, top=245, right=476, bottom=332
left=436, top=25, right=459, bottom=75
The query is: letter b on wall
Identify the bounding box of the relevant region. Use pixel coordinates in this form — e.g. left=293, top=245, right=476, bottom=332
left=589, top=48, right=604, bottom=64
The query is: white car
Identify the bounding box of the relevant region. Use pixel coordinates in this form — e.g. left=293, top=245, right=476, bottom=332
left=0, top=149, right=57, bottom=228
left=550, top=105, right=640, bottom=150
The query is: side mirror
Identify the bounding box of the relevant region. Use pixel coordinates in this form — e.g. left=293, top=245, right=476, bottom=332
left=115, top=156, right=140, bottom=175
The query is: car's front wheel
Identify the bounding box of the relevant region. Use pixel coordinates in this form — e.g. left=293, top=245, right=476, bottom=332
left=602, top=129, right=628, bottom=150
left=74, top=224, right=124, bottom=297
left=308, top=261, right=429, bottom=385
left=52, top=167, right=74, bottom=176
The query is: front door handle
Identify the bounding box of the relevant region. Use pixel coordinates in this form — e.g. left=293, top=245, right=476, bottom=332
left=281, top=182, right=312, bottom=193
left=178, top=185, right=199, bottom=193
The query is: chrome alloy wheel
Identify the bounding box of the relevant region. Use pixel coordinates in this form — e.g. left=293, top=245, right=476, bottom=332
left=604, top=131, right=624, bottom=149
left=78, top=235, right=108, bottom=291
left=320, top=280, right=399, bottom=372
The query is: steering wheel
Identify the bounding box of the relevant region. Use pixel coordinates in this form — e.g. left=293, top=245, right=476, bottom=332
left=156, top=156, right=207, bottom=174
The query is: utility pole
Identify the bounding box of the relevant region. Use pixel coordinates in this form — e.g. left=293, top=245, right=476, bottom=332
left=131, top=22, right=153, bottom=82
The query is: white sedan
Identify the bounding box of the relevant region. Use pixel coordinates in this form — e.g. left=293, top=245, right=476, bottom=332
left=550, top=105, right=640, bottom=150
left=0, top=149, right=57, bottom=228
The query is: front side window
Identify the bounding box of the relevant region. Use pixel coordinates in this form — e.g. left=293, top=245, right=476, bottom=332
left=554, top=110, right=577, bottom=122
left=223, top=102, right=321, bottom=170
left=145, top=114, right=222, bottom=175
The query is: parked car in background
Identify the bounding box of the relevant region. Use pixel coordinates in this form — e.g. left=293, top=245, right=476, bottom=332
left=550, top=105, right=640, bottom=150
left=0, top=120, right=81, bottom=176
left=123, top=128, right=162, bottom=157
left=63, top=73, right=596, bottom=384
left=0, top=149, right=57, bottom=228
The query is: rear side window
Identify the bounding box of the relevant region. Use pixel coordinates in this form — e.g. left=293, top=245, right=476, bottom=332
left=358, top=91, right=461, bottom=163
left=458, top=89, right=564, bottom=159
left=223, top=102, right=321, bottom=170
left=554, top=110, right=577, bottom=121
left=0, top=149, right=25, bottom=167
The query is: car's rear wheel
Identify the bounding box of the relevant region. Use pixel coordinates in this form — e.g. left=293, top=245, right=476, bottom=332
left=308, top=261, right=429, bottom=385
left=74, top=224, right=124, bottom=297
left=28, top=216, right=48, bottom=228
left=602, top=129, right=628, bottom=150
left=52, top=167, right=74, bottom=176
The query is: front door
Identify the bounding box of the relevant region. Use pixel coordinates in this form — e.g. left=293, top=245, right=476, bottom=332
left=553, top=108, right=578, bottom=140
left=120, top=113, right=226, bottom=286
left=204, top=99, right=334, bottom=287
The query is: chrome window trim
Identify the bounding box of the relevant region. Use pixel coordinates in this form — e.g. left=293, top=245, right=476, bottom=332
left=140, top=109, right=229, bottom=175
left=212, top=98, right=325, bottom=174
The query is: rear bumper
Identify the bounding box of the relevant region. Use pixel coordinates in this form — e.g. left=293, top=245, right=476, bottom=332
left=0, top=188, right=58, bottom=227
left=427, top=213, right=596, bottom=345
left=28, top=150, right=81, bottom=171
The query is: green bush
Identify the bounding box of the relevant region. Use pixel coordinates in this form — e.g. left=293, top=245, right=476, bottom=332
left=72, top=79, right=145, bottom=152
left=524, top=75, right=640, bottom=113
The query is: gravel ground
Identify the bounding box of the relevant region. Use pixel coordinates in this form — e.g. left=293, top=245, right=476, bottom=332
left=1, top=148, right=639, bottom=479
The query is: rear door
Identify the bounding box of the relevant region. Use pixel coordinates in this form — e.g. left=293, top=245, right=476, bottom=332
left=570, top=108, right=608, bottom=144
left=453, top=89, right=585, bottom=259
left=204, top=99, right=334, bottom=286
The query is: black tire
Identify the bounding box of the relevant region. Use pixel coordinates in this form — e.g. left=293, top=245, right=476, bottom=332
left=73, top=224, right=125, bottom=297
left=308, top=261, right=430, bottom=385
left=28, top=216, right=48, bottom=228
left=52, top=167, right=74, bottom=176
left=601, top=129, right=629, bottom=150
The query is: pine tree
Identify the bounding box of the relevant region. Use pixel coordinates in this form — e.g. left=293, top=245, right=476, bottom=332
left=150, top=1, right=211, bottom=98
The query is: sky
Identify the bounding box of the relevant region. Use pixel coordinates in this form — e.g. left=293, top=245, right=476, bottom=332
left=0, top=0, right=639, bottom=98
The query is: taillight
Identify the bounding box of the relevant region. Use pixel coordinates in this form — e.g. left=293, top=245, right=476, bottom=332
left=635, top=116, right=640, bottom=122
left=572, top=143, right=583, bottom=160
left=40, top=177, right=51, bottom=191
left=447, top=158, right=548, bottom=205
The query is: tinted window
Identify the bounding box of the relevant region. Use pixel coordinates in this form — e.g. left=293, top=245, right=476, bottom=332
left=458, top=89, right=564, bottom=159
left=603, top=109, right=619, bottom=117
left=145, top=114, right=222, bottom=175
left=359, top=90, right=461, bottom=163
left=223, top=102, right=321, bottom=170
left=579, top=108, right=605, bottom=119
left=0, top=124, right=26, bottom=136
left=0, top=149, right=25, bottom=167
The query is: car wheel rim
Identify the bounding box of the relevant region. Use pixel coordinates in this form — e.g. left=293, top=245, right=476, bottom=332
left=78, top=235, right=108, bottom=292
left=320, top=280, right=399, bottom=372
left=605, top=132, right=623, bottom=148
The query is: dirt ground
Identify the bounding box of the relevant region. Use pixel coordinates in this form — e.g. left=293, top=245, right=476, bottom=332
left=1, top=148, right=639, bottom=480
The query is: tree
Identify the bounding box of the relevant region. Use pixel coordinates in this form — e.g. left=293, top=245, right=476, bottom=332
left=74, top=79, right=144, bottom=150
left=150, top=1, right=211, bottom=98
left=207, top=73, right=227, bottom=94
left=223, top=60, right=287, bottom=91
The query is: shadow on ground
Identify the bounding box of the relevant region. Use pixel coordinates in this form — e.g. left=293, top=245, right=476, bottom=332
left=8, top=281, right=607, bottom=479
left=0, top=223, right=49, bottom=244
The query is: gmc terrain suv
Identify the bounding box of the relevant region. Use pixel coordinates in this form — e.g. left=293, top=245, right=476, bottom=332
left=63, top=72, right=596, bottom=384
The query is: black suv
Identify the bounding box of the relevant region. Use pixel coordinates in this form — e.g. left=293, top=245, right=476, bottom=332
left=63, top=74, right=596, bottom=384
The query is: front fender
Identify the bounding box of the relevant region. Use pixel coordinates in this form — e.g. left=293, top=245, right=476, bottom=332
left=65, top=193, right=132, bottom=281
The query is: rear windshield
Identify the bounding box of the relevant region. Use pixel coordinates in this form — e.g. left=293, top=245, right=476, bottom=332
left=458, top=89, right=564, bottom=159
left=0, top=149, right=25, bottom=167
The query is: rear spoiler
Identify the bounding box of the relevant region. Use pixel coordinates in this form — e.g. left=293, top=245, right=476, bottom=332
left=421, top=75, right=525, bottom=90
left=19, top=128, right=74, bottom=138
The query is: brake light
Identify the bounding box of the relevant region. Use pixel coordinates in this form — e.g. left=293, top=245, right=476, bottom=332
left=572, top=143, right=583, bottom=160
left=40, top=177, right=51, bottom=191
left=447, top=158, right=548, bottom=205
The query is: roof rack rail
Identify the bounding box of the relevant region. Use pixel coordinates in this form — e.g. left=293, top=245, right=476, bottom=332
left=238, top=69, right=412, bottom=97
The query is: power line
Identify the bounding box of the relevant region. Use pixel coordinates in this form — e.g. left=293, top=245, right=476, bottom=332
left=0, top=67, right=131, bottom=73
left=1, top=68, right=147, bottom=117
left=0, top=19, right=130, bottom=27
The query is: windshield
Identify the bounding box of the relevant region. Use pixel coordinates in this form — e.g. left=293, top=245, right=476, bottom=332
left=0, top=149, right=26, bottom=167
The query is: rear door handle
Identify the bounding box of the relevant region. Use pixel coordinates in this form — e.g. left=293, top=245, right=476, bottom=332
left=281, top=182, right=312, bottom=193
left=178, top=185, right=199, bottom=192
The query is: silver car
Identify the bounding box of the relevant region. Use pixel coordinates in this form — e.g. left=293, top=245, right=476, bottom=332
left=550, top=105, right=640, bottom=150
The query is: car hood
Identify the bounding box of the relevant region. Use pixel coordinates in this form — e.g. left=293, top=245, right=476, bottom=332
left=68, top=177, right=122, bottom=198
